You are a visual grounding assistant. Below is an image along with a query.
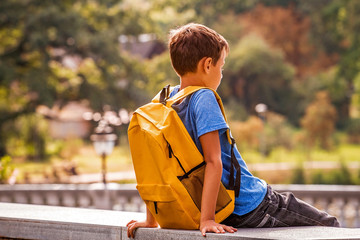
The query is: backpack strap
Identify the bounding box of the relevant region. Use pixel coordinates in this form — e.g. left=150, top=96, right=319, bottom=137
left=165, top=85, right=205, bottom=106
left=166, top=86, right=232, bottom=144
left=159, top=85, right=171, bottom=105
left=152, top=84, right=174, bottom=103
left=229, top=137, right=241, bottom=197
left=167, top=86, right=241, bottom=197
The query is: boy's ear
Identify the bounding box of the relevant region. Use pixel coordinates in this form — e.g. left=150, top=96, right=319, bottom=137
left=204, top=57, right=212, bottom=74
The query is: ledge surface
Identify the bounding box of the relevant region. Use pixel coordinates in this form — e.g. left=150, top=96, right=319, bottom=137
left=1, top=202, right=360, bottom=240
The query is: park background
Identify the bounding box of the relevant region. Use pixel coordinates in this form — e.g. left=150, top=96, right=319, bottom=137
left=1, top=0, right=360, bottom=186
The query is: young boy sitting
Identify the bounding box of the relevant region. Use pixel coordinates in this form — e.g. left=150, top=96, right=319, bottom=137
left=127, top=23, right=339, bottom=238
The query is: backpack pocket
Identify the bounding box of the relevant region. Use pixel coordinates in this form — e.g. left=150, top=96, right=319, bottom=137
left=136, top=184, right=198, bottom=229
left=178, top=162, right=233, bottom=214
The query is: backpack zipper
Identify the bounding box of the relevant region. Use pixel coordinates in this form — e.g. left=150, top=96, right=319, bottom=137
left=177, top=161, right=206, bottom=181
left=167, top=142, right=186, bottom=174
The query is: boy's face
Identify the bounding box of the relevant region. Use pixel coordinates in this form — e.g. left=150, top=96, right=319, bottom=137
left=206, top=49, right=226, bottom=90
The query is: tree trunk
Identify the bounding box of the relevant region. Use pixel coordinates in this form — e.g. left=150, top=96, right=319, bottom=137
left=0, top=125, right=7, bottom=157
left=338, top=97, right=350, bottom=128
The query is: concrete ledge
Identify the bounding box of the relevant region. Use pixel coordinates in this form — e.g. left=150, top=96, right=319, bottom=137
left=0, top=202, right=144, bottom=240
left=121, top=227, right=360, bottom=240
left=1, top=203, right=360, bottom=240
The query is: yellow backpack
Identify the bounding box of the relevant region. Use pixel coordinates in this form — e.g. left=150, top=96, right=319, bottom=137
left=128, top=85, right=240, bottom=229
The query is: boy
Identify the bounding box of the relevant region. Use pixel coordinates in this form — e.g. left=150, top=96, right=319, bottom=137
left=127, top=23, right=339, bottom=238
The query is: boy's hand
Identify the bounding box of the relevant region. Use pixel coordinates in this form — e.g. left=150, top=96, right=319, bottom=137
left=126, top=220, right=158, bottom=238
left=200, top=220, right=237, bottom=236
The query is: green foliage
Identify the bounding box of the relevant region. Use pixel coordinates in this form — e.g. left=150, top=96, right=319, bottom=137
left=345, top=118, right=360, bottom=143
left=229, top=116, right=263, bottom=151
left=310, top=171, right=327, bottom=185
left=0, top=0, right=161, bottom=156
left=293, top=67, right=346, bottom=126
left=300, top=0, right=346, bottom=55
left=310, top=161, right=355, bottom=185
left=291, top=162, right=306, bottom=184
left=300, top=0, right=360, bottom=126
left=222, top=34, right=297, bottom=122
left=6, top=114, right=48, bottom=161
left=336, top=161, right=355, bottom=185
left=0, top=0, right=157, bottom=105
left=147, top=0, right=197, bottom=38
left=1, top=0, right=360, bottom=162
left=143, top=53, right=179, bottom=96
left=289, top=159, right=358, bottom=185
left=264, top=112, right=295, bottom=152
left=301, top=91, right=337, bottom=150
left=212, top=12, right=244, bottom=46
left=224, top=98, right=249, bottom=122
left=351, top=73, right=360, bottom=119
left=335, top=1, right=360, bottom=82
left=0, top=155, right=14, bottom=184
left=230, top=112, right=295, bottom=155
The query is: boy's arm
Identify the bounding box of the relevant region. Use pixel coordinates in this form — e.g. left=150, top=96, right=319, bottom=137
left=199, top=130, right=237, bottom=236
left=126, top=206, right=158, bottom=238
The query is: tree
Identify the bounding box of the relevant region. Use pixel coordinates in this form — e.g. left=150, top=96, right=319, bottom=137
left=240, top=4, right=337, bottom=78
left=143, top=52, right=179, bottom=96
left=0, top=0, right=155, bottom=157
left=299, top=0, right=360, bottom=126
left=301, top=91, right=337, bottom=150
left=222, top=34, right=298, bottom=122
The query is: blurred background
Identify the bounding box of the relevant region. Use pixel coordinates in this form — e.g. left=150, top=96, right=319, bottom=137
left=1, top=0, right=360, bottom=186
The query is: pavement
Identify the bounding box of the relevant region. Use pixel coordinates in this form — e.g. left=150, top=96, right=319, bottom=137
left=69, top=170, right=136, bottom=184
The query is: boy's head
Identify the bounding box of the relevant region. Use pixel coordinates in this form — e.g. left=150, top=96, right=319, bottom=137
left=168, top=23, right=229, bottom=77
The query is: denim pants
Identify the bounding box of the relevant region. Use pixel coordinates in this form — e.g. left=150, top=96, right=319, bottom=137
left=222, top=185, right=340, bottom=228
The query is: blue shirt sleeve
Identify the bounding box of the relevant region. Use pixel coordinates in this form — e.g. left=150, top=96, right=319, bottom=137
left=190, top=89, right=229, bottom=138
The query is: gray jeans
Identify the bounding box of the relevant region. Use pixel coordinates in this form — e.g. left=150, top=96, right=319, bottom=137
left=222, top=185, right=340, bottom=228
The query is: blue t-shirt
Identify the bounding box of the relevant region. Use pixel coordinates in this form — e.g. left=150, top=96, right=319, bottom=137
left=170, top=86, right=267, bottom=216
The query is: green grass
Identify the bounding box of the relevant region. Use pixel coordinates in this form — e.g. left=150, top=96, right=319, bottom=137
left=241, top=144, right=360, bottom=164
left=240, top=144, right=360, bottom=184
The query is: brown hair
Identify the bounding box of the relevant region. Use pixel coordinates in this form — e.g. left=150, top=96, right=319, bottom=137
left=168, top=23, right=229, bottom=76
